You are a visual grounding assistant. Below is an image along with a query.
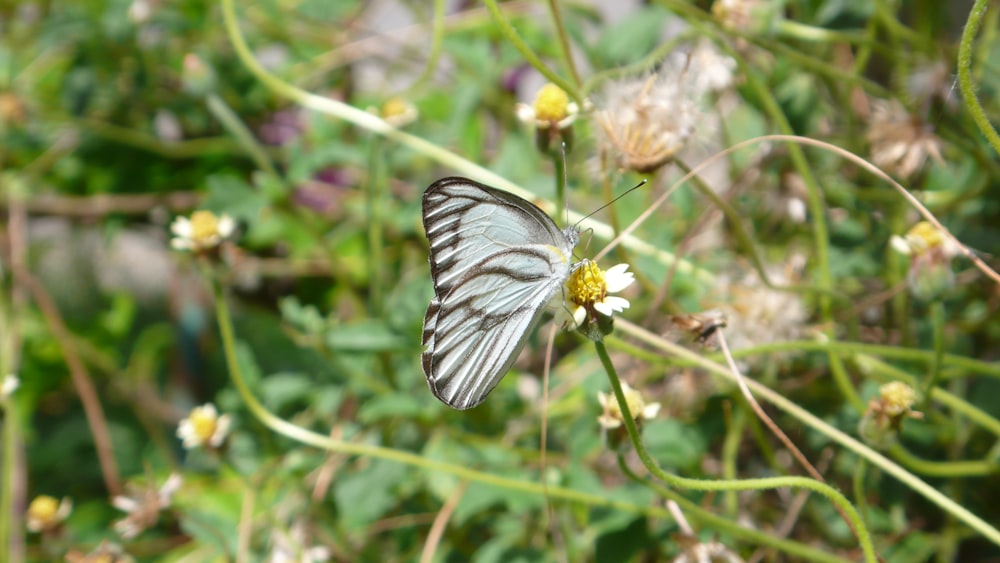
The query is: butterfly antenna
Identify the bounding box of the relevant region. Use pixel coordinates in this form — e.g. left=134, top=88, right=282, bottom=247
left=572, top=179, right=649, bottom=229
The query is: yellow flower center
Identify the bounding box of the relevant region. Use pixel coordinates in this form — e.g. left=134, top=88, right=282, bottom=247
left=28, top=496, right=59, bottom=524
left=189, top=211, right=221, bottom=243
left=189, top=409, right=218, bottom=442
left=905, top=221, right=943, bottom=253
left=381, top=97, right=410, bottom=118
left=533, top=83, right=570, bottom=122
left=879, top=381, right=915, bottom=417
left=567, top=261, right=607, bottom=306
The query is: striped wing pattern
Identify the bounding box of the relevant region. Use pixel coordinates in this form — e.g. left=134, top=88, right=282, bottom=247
left=422, top=177, right=578, bottom=409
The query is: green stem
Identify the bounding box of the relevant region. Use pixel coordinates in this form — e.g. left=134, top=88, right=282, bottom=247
left=366, top=140, right=386, bottom=316
left=593, top=340, right=877, bottom=561
left=922, top=301, right=946, bottom=410
left=545, top=0, right=582, bottom=88
left=616, top=456, right=853, bottom=563
left=957, top=0, right=1000, bottom=155
left=205, top=93, right=284, bottom=187
left=852, top=458, right=870, bottom=528
left=209, top=274, right=696, bottom=526
left=720, top=404, right=747, bottom=516
left=887, top=445, right=998, bottom=478
left=616, top=319, right=1000, bottom=547
left=481, top=0, right=583, bottom=105
left=409, top=0, right=447, bottom=91
left=219, top=0, right=711, bottom=284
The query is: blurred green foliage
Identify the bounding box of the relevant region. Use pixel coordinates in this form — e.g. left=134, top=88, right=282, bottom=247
left=2, top=0, right=1000, bottom=561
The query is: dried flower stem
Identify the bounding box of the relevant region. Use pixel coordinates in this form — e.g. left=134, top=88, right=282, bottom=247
left=419, top=481, right=468, bottom=563
left=592, top=339, right=876, bottom=561
left=615, top=318, right=1000, bottom=547
left=12, top=269, right=122, bottom=496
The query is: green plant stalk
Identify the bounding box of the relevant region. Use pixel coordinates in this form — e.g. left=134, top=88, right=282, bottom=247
left=957, top=0, right=1000, bottom=155
left=922, top=301, right=946, bottom=410
left=72, top=118, right=250, bottom=159
left=615, top=456, right=852, bottom=563
left=593, top=340, right=877, bottom=561
left=545, top=0, right=582, bottom=88
left=706, top=340, right=1000, bottom=380
left=607, top=336, right=1000, bottom=445
left=553, top=143, right=567, bottom=224
left=674, top=159, right=785, bottom=293
left=367, top=140, right=386, bottom=316
left=0, top=405, right=17, bottom=563
left=886, top=445, right=997, bottom=478
left=209, top=272, right=695, bottom=528
left=776, top=19, right=870, bottom=43
left=720, top=403, right=747, bottom=517
left=852, top=458, right=870, bottom=528
left=737, top=53, right=865, bottom=413
left=205, top=93, right=284, bottom=187
left=219, top=0, right=712, bottom=285
left=615, top=319, right=1000, bottom=546
left=409, top=0, right=447, bottom=91
left=481, top=0, right=583, bottom=105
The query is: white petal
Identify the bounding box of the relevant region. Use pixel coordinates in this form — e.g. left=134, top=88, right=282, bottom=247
left=216, top=215, right=236, bottom=238
left=594, top=295, right=629, bottom=316
left=642, top=402, right=662, bottom=419
left=170, top=217, right=192, bottom=237
left=515, top=103, right=536, bottom=123
left=593, top=301, right=613, bottom=316
left=604, top=264, right=635, bottom=293
left=112, top=496, right=139, bottom=513
left=572, top=306, right=587, bottom=327
left=889, top=235, right=912, bottom=255
left=597, top=415, right=622, bottom=429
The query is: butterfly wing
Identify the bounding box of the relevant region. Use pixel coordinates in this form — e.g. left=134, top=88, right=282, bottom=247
left=422, top=177, right=578, bottom=409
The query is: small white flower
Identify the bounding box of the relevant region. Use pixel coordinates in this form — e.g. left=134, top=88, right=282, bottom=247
left=177, top=403, right=232, bottom=449
left=2, top=374, right=19, bottom=400
left=566, top=261, right=635, bottom=328
left=890, top=221, right=960, bottom=258
left=26, top=495, right=72, bottom=533
left=368, top=97, right=418, bottom=128
left=170, top=210, right=236, bottom=253
left=515, top=83, right=581, bottom=130
left=597, top=382, right=661, bottom=430
left=112, top=473, right=182, bottom=539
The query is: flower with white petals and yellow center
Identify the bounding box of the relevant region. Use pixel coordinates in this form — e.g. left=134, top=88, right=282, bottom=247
left=515, top=83, right=580, bottom=130
left=565, top=261, right=634, bottom=328
left=26, top=495, right=72, bottom=533
left=372, top=97, right=418, bottom=128
left=176, top=403, right=232, bottom=449
left=597, top=382, right=661, bottom=430
left=170, top=210, right=235, bottom=253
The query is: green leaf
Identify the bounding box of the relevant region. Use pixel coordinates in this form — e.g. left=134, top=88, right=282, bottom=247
left=333, top=459, right=406, bottom=529
left=325, top=320, right=407, bottom=352
left=642, top=419, right=706, bottom=471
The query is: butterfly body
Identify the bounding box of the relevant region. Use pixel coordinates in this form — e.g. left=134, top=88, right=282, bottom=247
left=422, top=177, right=578, bottom=410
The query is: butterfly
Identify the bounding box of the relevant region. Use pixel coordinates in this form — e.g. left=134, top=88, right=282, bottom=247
left=421, top=177, right=580, bottom=410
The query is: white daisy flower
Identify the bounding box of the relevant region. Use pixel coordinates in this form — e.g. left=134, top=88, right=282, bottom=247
left=176, top=403, right=232, bottom=449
